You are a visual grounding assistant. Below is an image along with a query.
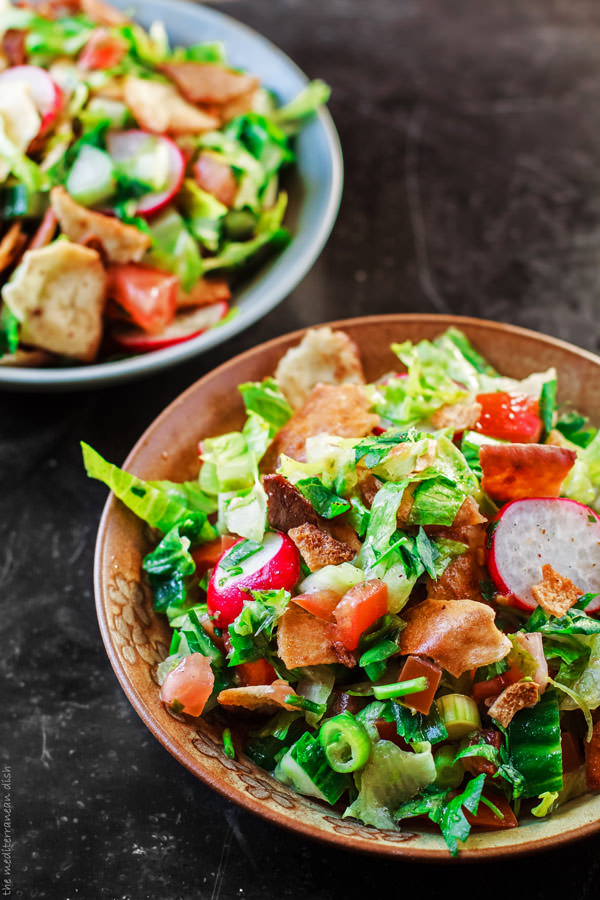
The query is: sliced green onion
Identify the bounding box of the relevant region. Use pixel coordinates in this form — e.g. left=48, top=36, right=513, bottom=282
left=433, top=744, right=464, bottom=789
left=223, top=727, right=235, bottom=759
left=372, top=677, right=428, bottom=701
left=284, top=694, right=326, bottom=716
left=437, top=693, right=481, bottom=740
left=319, top=713, right=371, bottom=773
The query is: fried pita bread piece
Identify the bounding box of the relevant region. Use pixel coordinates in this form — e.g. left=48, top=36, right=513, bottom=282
left=177, top=277, right=231, bottom=309
left=267, top=383, right=379, bottom=465
left=2, top=242, right=107, bottom=362
left=479, top=443, right=576, bottom=503
left=81, top=0, right=129, bottom=25
left=487, top=680, right=540, bottom=728
left=217, top=681, right=295, bottom=712
left=263, top=473, right=320, bottom=532
left=51, top=187, right=151, bottom=263
left=288, top=523, right=355, bottom=572
left=425, top=496, right=487, bottom=602
left=274, top=327, right=366, bottom=410
left=531, top=563, right=582, bottom=618
left=277, top=604, right=338, bottom=668
left=0, top=348, right=52, bottom=367
left=400, top=597, right=511, bottom=677
left=124, top=76, right=219, bottom=134
left=431, top=400, right=482, bottom=432
left=0, top=223, right=26, bottom=273
left=161, top=62, right=259, bottom=105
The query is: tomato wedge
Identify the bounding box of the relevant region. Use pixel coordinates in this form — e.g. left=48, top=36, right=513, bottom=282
left=471, top=665, right=521, bottom=704
left=292, top=589, right=342, bottom=622
left=237, top=658, right=277, bottom=686
left=78, top=28, right=128, bottom=71
left=160, top=653, right=214, bottom=717
left=333, top=580, right=388, bottom=650
left=107, top=263, right=178, bottom=333
left=465, top=792, right=518, bottom=830
left=475, top=391, right=543, bottom=443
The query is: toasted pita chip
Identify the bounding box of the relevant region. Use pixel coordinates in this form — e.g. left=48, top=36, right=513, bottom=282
left=274, top=327, right=366, bottom=410
left=480, top=443, right=576, bottom=503
left=267, top=383, right=379, bottom=465
left=177, top=277, right=231, bottom=309
left=487, top=680, right=539, bottom=728
left=431, top=400, right=482, bottom=432
left=124, top=77, right=218, bottom=135
left=217, top=681, right=295, bottom=712
left=288, top=523, right=355, bottom=572
left=277, top=604, right=338, bottom=668
left=161, top=62, right=259, bottom=105
left=531, top=563, right=582, bottom=618
left=0, top=348, right=52, bottom=367
left=51, top=187, right=151, bottom=263
left=81, top=0, right=129, bottom=25
left=2, top=242, right=106, bottom=362
left=264, top=473, right=319, bottom=532
left=426, top=552, right=482, bottom=603
left=0, top=223, right=25, bottom=273
left=400, top=597, right=511, bottom=677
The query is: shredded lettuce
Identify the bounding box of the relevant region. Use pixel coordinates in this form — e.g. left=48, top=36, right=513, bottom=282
left=147, top=208, right=204, bottom=293
left=344, top=739, right=436, bottom=830
left=178, top=178, right=227, bottom=252
left=202, top=191, right=290, bottom=272
left=227, top=588, right=290, bottom=665
left=81, top=442, right=217, bottom=540
left=271, top=80, right=331, bottom=135
left=142, top=526, right=196, bottom=612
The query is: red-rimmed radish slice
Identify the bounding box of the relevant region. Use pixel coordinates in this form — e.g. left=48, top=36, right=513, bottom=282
left=207, top=531, right=301, bottom=626
left=112, top=300, right=228, bottom=353
left=486, top=498, right=600, bottom=612
left=0, top=65, right=63, bottom=133
left=106, top=130, right=185, bottom=217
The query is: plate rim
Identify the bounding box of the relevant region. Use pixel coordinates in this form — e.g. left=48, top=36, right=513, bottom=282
left=0, top=0, right=343, bottom=391
left=94, top=313, right=600, bottom=860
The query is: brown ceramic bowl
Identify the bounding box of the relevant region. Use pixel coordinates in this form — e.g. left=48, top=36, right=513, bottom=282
left=94, top=314, right=600, bottom=860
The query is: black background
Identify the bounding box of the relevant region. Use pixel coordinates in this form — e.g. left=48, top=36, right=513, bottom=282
left=2, top=0, right=600, bottom=897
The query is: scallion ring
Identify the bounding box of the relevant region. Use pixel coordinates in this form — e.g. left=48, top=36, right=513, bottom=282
left=319, top=712, right=371, bottom=773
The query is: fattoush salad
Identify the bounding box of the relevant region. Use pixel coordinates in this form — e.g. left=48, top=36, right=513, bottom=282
left=0, top=0, right=329, bottom=366
left=83, top=326, right=600, bottom=855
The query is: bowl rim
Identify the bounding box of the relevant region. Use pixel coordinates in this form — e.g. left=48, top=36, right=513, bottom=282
left=0, top=0, right=343, bottom=392
left=94, top=313, right=600, bottom=860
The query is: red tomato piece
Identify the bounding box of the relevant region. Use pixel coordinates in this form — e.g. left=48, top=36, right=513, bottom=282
left=79, top=28, right=128, bottom=70
left=292, top=589, right=342, bottom=622
left=561, top=731, right=584, bottom=774
left=471, top=665, right=522, bottom=705
left=107, top=263, right=178, bottom=333
left=464, top=792, right=518, bottom=830
left=397, top=655, right=441, bottom=715
left=192, top=536, right=238, bottom=574
left=333, top=579, right=388, bottom=651
left=475, top=391, right=543, bottom=444
left=236, top=658, right=277, bottom=686
left=160, top=653, right=214, bottom=717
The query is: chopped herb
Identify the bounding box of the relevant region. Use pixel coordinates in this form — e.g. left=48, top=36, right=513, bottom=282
left=354, top=431, right=411, bottom=468
left=296, top=477, right=350, bottom=519
left=223, top=728, right=235, bottom=759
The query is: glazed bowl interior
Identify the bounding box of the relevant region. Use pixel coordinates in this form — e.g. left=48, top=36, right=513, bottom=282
left=0, top=0, right=342, bottom=391
left=95, top=314, right=600, bottom=860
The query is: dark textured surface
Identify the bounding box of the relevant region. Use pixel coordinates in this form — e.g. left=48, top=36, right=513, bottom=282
left=2, top=0, right=600, bottom=897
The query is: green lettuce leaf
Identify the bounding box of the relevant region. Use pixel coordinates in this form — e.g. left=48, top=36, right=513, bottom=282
left=81, top=442, right=217, bottom=540
left=142, top=526, right=196, bottom=612
left=147, top=208, right=204, bottom=293
left=0, top=304, right=19, bottom=356
left=296, top=477, right=350, bottom=519
left=344, top=739, right=436, bottom=830
left=227, top=588, right=290, bottom=665
left=178, top=178, right=227, bottom=252
left=271, top=80, right=331, bottom=135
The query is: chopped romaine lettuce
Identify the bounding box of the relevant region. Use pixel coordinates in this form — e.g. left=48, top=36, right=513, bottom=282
left=142, top=525, right=196, bottom=612
left=271, top=80, right=331, bottom=135
left=227, top=588, right=290, bottom=665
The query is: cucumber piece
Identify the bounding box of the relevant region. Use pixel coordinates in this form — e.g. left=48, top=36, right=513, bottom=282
left=66, top=144, right=115, bottom=207
left=0, top=184, right=49, bottom=218
left=274, top=732, right=350, bottom=804
left=507, top=690, right=563, bottom=798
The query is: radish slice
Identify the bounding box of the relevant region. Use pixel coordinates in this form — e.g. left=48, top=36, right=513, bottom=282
left=112, top=300, right=228, bottom=352
left=487, top=498, right=600, bottom=611
left=106, top=130, right=185, bottom=217
left=207, top=531, right=301, bottom=626
left=0, top=65, right=63, bottom=133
